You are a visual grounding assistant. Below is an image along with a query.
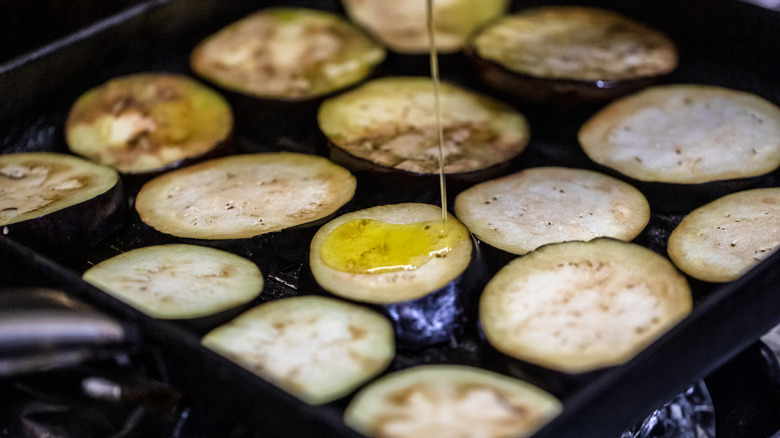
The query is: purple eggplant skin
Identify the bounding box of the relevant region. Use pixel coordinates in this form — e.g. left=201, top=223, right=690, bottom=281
left=303, top=236, right=489, bottom=351
left=589, top=162, right=778, bottom=214
left=119, top=135, right=234, bottom=197
left=479, top=332, right=609, bottom=400
left=111, top=209, right=326, bottom=282
left=167, top=300, right=257, bottom=338
left=327, top=140, right=522, bottom=204
left=464, top=47, right=666, bottom=108
left=1, top=178, right=126, bottom=258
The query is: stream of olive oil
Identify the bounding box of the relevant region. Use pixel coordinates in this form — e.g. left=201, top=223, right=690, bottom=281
left=426, top=0, right=448, bottom=233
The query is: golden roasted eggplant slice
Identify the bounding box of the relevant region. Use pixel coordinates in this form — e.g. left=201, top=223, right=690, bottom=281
left=318, top=76, right=530, bottom=186
left=341, top=0, right=509, bottom=54
left=309, top=203, right=482, bottom=348
left=668, top=188, right=780, bottom=283
left=455, top=166, right=650, bottom=258
left=135, top=152, right=356, bottom=240
left=480, top=238, right=692, bottom=374
left=66, top=73, right=233, bottom=176
left=0, top=152, right=125, bottom=253
left=83, top=244, right=263, bottom=323
left=202, top=295, right=395, bottom=405
left=465, top=6, right=678, bottom=104
left=191, top=7, right=385, bottom=101
left=344, top=365, right=561, bottom=438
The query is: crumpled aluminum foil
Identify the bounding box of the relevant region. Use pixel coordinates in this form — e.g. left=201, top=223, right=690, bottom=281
left=621, top=381, right=716, bottom=438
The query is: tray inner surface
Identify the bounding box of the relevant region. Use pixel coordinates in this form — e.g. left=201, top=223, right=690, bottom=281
left=2, top=0, right=780, bottom=437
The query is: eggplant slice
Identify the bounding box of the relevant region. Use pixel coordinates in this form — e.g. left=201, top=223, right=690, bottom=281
left=318, top=76, right=530, bottom=179
left=65, top=73, right=233, bottom=175
left=135, top=152, right=356, bottom=240
left=190, top=7, right=385, bottom=101
left=480, top=238, right=692, bottom=374
left=309, top=203, right=480, bottom=348
left=454, top=166, right=650, bottom=256
left=465, top=6, right=678, bottom=104
left=344, top=365, right=562, bottom=438
left=0, top=152, right=124, bottom=252
left=340, top=0, right=509, bottom=54
left=202, top=295, right=395, bottom=405
left=667, top=188, right=780, bottom=283
left=83, top=244, right=263, bottom=320
left=579, top=84, right=780, bottom=185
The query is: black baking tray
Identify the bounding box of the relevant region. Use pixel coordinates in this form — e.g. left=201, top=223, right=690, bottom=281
left=2, top=0, right=780, bottom=437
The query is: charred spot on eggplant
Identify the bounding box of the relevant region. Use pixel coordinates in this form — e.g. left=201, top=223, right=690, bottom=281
left=83, top=244, right=263, bottom=330
left=465, top=6, right=678, bottom=105
left=480, top=238, right=692, bottom=374
left=65, top=73, right=233, bottom=177
left=667, top=188, right=780, bottom=283
left=191, top=7, right=385, bottom=101
left=455, top=166, right=650, bottom=258
left=344, top=365, right=561, bottom=438
left=309, top=203, right=483, bottom=349
left=135, top=152, right=356, bottom=240
left=0, top=152, right=125, bottom=255
left=341, top=0, right=509, bottom=55
left=578, top=84, right=780, bottom=211
left=318, top=76, right=530, bottom=188
left=202, top=295, right=395, bottom=405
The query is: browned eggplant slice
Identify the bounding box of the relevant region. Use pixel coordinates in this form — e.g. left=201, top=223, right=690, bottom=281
left=480, top=238, right=692, bottom=374
left=202, top=295, right=395, bottom=405
left=83, top=244, right=263, bottom=324
left=191, top=7, right=385, bottom=101
left=454, top=166, right=650, bottom=258
left=309, top=203, right=483, bottom=348
left=318, top=76, right=530, bottom=188
left=340, top=0, right=509, bottom=55
left=667, top=188, right=780, bottom=283
left=579, top=84, right=780, bottom=211
left=465, top=6, right=678, bottom=105
left=190, top=7, right=386, bottom=154
left=344, top=365, right=562, bottom=438
left=135, top=152, right=356, bottom=240
left=0, top=152, right=125, bottom=253
left=65, top=73, right=233, bottom=176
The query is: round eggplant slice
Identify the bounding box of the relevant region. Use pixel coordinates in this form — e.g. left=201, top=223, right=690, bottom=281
left=83, top=244, right=263, bottom=322
left=135, top=152, right=356, bottom=240
left=579, top=84, right=780, bottom=212
left=318, top=77, right=530, bottom=182
left=65, top=73, right=233, bottom=176
left=667, top=188, right=780, bottom=283
left=480, top=238, right=692, bottom=374
left=466, top=6, right=678, bottom=105
left=579, top=84, right=780, bottom=184
left=0, top=152, right=124, bottom=253
left=455, top=166, right=650, bottom=257
left=341, top=0, right=509, bottom=54
left=202, top=295, right=394, bottom=405
left=344, top=365, right=562, bottom=438
left=309, top=203, right=480, bottom=348
left=190, top=7, right=385, bottom=101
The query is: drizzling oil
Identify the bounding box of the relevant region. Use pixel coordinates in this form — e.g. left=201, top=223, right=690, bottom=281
left=426, top=0, right=448, bottom=234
